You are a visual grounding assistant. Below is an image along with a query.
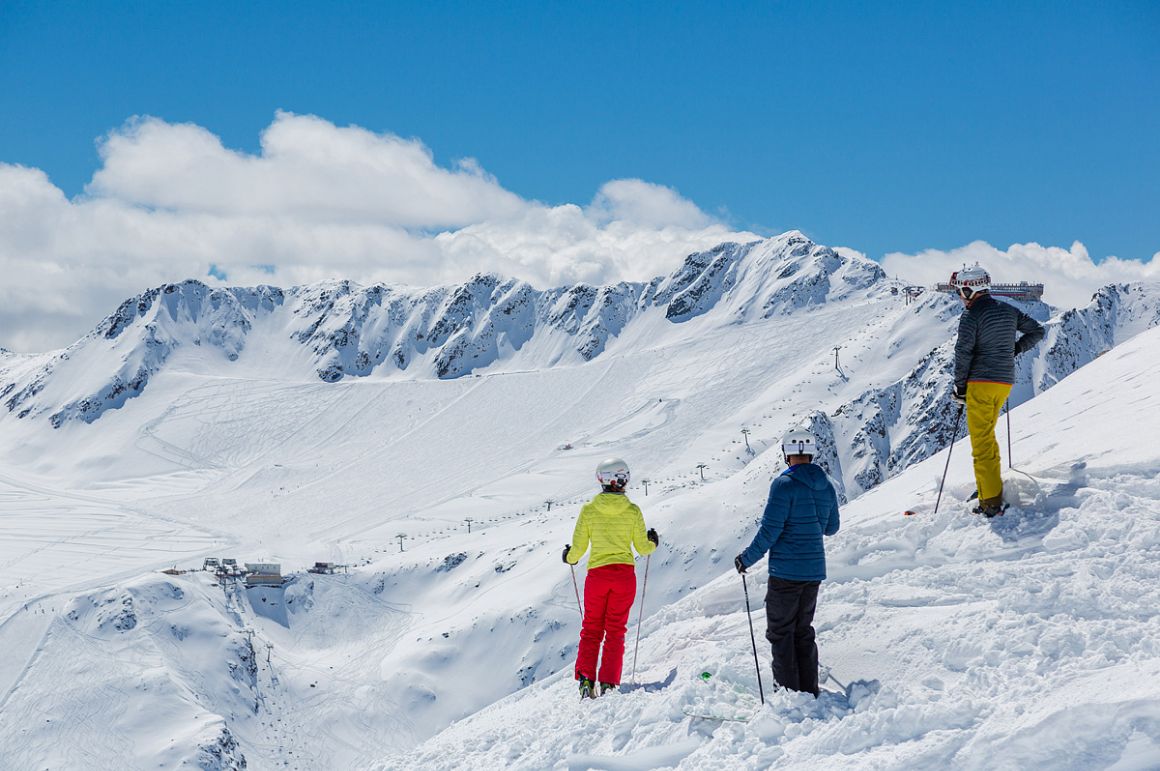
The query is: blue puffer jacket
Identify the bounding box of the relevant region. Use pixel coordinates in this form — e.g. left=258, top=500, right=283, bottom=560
left=740, top=463, right=840, bottom=582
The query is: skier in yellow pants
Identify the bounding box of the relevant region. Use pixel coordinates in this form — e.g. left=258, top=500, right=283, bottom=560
left=950, top=265, right=1045, bottom=516
left=965, top=381, right=1012, bottom=505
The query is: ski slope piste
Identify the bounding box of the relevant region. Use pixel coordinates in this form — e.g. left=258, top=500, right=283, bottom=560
left=0, top=232, right=1158, bottom=770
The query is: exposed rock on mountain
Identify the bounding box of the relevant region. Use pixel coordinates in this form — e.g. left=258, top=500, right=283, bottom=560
left=0, top=232, right=885, bottom=426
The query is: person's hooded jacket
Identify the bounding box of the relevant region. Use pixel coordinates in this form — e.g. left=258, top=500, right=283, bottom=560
left=740, top=463, right=840, bottom=582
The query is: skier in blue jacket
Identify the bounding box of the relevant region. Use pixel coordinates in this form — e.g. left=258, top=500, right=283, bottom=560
left=735, top=427, right=840, bottom=696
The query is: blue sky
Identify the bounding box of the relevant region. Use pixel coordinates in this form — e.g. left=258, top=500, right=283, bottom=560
left=1, top=1, right=1159, bottom=351
left=2, top=0, right=1157, bottom=260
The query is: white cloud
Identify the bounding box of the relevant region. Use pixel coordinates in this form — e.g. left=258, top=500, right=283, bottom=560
left=881, top=241, right=1160, bottom=310
left=434, top=201, right=744, bottom=287
left=588, top=179, right=715, bottom=229
left=0, top=113, right=757, bottom=352
left=89, top=113, right=527, bottom=227
left=7, top=112, right=1155, bottom=354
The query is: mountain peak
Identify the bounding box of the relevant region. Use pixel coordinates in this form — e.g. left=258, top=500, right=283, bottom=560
left=4, top=232, right=898, bottom=426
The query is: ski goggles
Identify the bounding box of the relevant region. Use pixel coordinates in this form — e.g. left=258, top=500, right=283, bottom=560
left=957, top=286, right=977, bottom=300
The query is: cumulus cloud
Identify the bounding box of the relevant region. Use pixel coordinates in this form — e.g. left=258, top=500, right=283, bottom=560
left=89, top=113, right=527, bottom=227
left=434, top=199, right=742, bottom=287
left=881, top=241, right=1160, bottom=310
left=589, top=179, right=715, bottom=229
left=8, top=111, right=1154, bottom=354
left=0, top=113, right=757, bottom=352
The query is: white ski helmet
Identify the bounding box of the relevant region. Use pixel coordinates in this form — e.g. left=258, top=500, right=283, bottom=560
left=950, top=264, right=991, bottom=298
left=595, top=457, right=631, bottom=490
left=781, top=427, right=817, bottom=459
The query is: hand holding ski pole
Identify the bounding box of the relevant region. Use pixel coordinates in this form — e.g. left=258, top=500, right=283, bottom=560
left=563, top=541, right=582, bottom=617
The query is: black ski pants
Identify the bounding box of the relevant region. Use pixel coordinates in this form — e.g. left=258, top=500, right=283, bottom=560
left=764, top=577, right=820, bottom=696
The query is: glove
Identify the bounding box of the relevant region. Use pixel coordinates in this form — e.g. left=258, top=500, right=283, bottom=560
left=734, top=555, right=747, bottom=574
left=561, top=544, right=572, bottom=564
left=647, top=528, right=659, bottom=546
left=951, top=385, right=967, bottom=406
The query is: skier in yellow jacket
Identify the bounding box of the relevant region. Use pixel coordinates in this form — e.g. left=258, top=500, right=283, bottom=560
left=562, top=457, right=658, bottom=698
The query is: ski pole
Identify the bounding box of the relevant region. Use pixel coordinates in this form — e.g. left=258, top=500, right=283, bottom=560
left=934, top=404, right=964, bottom=514
left=1006, top=399, right=1012, bottom=469
left=570, top=565, right=583, bottom=619
left=819, top=664, right=848, bottom=692
left=630, top=554, right=650, bottom=685
left=742, top=573, right=765, bottom=705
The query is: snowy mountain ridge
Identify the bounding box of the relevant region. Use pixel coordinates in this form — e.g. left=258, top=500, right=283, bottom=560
left=4, top=235, right=1159, bottom=509
left=1, top=232, right=885, bottom=427
left=3, top=234, right=1160, bottom=770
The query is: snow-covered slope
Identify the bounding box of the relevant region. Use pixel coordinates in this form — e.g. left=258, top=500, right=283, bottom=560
left=1031, top=282, right=1160, bottom=393
left=815, top=282, right=1160, bottom=500
left=2, top=235, right=1159, bottom=769
left=386, top=324, right=1160, bottom=771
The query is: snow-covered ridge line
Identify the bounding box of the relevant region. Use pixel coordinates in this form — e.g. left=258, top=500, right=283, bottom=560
left=1, top=231, right=886, bottom=426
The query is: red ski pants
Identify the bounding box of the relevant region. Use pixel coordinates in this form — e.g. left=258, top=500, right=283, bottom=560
left=574, top=564, right=636, bottom=685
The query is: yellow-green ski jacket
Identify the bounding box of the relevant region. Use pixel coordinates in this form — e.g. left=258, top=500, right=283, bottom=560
left=565, top=492, right=655, bottom=569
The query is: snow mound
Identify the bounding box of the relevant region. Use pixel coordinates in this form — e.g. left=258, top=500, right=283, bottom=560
left=0, top=574, right=253, bottom=770
left=0, top=569, right=417, bottom=769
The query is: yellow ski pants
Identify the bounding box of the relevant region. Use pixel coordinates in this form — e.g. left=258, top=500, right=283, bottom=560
left=966, top=381, right=1012, bottom=504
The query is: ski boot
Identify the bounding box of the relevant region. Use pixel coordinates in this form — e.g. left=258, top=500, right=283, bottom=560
left=599, top=682, right=618, bottom=696
left=973, top=502, right=1007, bottom=518
left=578, top=676, right=597, bottom=700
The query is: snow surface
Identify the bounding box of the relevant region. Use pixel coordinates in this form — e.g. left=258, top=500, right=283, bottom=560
left=385, top=324, right=1160, bottom=771
left=0, top=233, right=1158, bottom=769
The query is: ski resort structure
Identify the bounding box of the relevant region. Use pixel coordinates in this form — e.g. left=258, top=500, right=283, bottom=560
left=935, top=279, right=1046, bottom=301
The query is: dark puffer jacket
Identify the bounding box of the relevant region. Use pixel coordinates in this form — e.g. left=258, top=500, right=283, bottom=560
left=954, top=295, right=1045, bottom=391
left=740, top=463, right=840, bottom=582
